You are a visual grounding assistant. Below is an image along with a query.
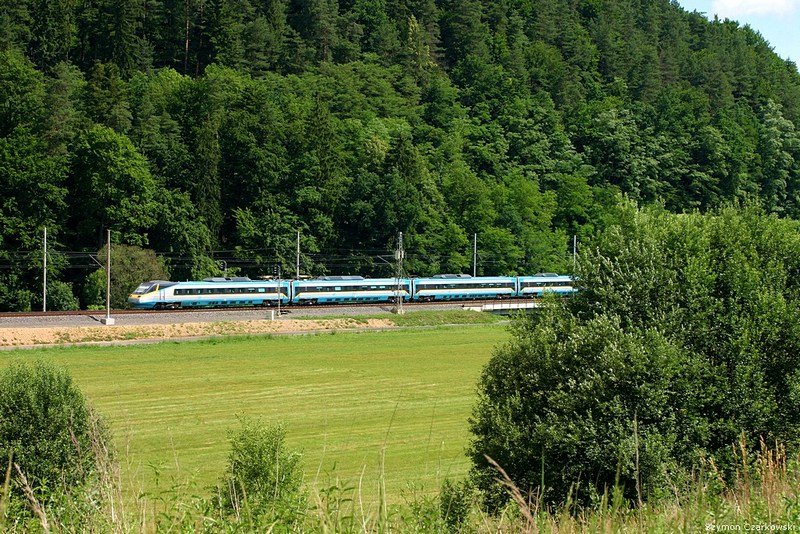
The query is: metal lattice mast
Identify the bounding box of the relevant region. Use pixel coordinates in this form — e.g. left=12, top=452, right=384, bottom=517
left=296, top=230, right=301, bottom=280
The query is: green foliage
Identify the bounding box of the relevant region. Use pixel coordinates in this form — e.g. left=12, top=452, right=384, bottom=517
left=151, top=190, right=215, bottom=280
left=440, top=478, right=472, bottom=531
left=470, top=204, right=800, bottom=509
left=0, top=124, right=68, bottom=311
left=68, top=125, right=158, bottom=248
left=45, top=280, right=80, bottom=311
left=0, top=278, right=34, bottom=312
left=0, top=49, right=44, bottom=137
left=0, top=362, right=106, bottom=525
left=0, top=0, right=799, bottom=308
left=83, top=244, right=168, bottom=309
left=218, top=418, right=306, bottom=528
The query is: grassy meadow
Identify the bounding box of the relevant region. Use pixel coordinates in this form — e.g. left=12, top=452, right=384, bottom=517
left=0, top=321, right=508, bottom=503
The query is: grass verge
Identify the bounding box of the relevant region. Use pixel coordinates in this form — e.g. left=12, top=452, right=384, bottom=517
left=291, top=309, right=508, bottom=326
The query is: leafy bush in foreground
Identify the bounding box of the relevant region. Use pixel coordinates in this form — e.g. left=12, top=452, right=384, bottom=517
left=470, top=204, right=800, bottom=508
left=217, top=418, right=306, bottom=529
left=0, top=362, right=108, bottom=526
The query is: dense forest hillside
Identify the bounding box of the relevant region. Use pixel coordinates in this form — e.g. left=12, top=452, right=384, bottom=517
left=2, top=0, right=800, bottom=310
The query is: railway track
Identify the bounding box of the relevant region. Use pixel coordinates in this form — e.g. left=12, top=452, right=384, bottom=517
left=0, top=299, right=520, bottom=319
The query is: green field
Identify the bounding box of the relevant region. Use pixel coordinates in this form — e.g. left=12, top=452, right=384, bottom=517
left=0, top=324, right=507, bottom=502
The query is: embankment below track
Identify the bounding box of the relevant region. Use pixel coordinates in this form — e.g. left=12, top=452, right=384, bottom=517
left=0, top=310, right=506, bottom=348
left=0, top=318, right=395, bottom=348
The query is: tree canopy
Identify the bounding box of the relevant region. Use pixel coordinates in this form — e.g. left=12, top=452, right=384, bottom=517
left=1, top=0, right=800, bottom=309
left=470, top=204, right=800, bottom=508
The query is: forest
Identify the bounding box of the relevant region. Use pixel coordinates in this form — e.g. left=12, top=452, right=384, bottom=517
left=2, top=0, right=800, bottom=310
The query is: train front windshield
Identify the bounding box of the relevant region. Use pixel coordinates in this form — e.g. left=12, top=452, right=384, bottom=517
left=132, top=282, right=155, bottom=295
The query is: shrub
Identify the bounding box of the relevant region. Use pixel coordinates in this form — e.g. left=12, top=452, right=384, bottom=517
left=470, top=204, right=800, bottom=509
left=46, top=280, right=80, bottom=311
left=218, top=418, right=306, bottom=528
left=440, top=478, right=472, bottom=531
left=0, top=362, right=107, bottom=525
left=0, top=280, right=33, bottom=312
left=83, top=244, right=168, bottom=309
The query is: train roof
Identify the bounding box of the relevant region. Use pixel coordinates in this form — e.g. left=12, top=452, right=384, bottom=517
left=518, top=274, right=573, bottom=280
left=171, top=279, right=288, bottom=286
left=414, top=275, right=516, bottom=282
left=296, top=277, right=408, bottom=285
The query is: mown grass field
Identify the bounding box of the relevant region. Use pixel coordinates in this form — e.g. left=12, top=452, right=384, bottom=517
left=0, top=320, right=508, bottom=503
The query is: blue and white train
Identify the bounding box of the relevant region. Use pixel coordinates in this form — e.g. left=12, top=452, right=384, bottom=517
left=517, top=273, right=576, bottom=297
left=128, top=277, right=290, bottom=309
left=292, top=276, right=411, bottom=305
left=128, top=273, right=575, bottom=309
left=412, top=274, right=517, bottom=302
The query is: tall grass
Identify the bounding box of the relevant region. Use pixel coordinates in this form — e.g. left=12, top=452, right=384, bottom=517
left=481, top=437, right=800, bottom=533
left=6, top=433, right=800, bottom=532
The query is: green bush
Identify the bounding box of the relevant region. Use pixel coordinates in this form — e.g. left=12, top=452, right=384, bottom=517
left=0, top=362, right=107, bottom=525
left=83, top=244, right=168, bottom=309
left=0, top=279, right=33, bottom=312
left=440, top=478, right=472, bottom=532
left=470, top=204, right=800, bottom=509
left=218, top=418, right=306, bottom=528
left=46, top=280, right=80, bottom=311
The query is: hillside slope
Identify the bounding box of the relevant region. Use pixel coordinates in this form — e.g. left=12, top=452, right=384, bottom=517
left=1, top=0, right=799, bottom=309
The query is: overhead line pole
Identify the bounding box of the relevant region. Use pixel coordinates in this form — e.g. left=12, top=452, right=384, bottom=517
left=43, top=226, right=47, bottom=312
left=101, top=229, right=114, bottom=325
left=573, top=235, right=577, bottom=271
left=473, top=233, right=477, bottom=277
left=394, top=232, right=405, bottom=315
left=276, top=264, right=281, bottom=318
left=296, top=230, right=300, bottom=280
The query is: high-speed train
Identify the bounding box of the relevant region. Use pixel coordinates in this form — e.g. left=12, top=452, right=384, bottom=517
left=128, top=273, right=575, bottom=309
left=128, top=277, right=291, bottom=309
